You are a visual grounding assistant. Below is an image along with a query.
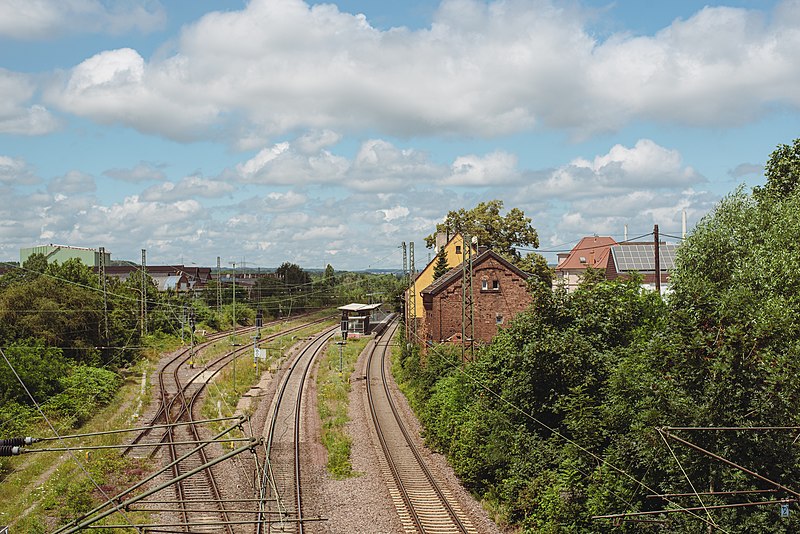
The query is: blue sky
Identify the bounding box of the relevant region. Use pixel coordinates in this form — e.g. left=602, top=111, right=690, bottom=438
left=1, top=0, right=797, bottom=270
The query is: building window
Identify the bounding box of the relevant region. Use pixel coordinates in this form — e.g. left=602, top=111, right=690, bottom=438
left=492, top=279, right=499, bottom=290
left=455, top=245, right=462, bottom=255
left=481, top=279, right=488, bottom=290
left=496, top=314, right=503, bottom=324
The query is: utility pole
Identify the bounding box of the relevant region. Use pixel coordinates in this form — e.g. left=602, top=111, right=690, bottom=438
left=400, top=242, right=408, bottom=333
left=231, top=261, right=237, bottom=393
left=654, top=224, right=661, bottom=296
left=141, top=249, right=147, bottom=337
left=99, top=246, right=109, bottom=343
left=189, top=309, right=195, bottom=368
left=216, top=256, right=222, bottom=317
left=409, top=242, right=417, bottom=343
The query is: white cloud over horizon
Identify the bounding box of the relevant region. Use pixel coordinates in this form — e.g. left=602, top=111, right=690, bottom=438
left=26, top=0, right=800, bottom=144
left=0, top=0, right=166, bottom=40
left=0, top=0, right=789, bottom=269
left=0, top=136, right=720, bottom=266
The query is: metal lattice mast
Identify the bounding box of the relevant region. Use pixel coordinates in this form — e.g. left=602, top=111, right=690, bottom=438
left=409, top=241, right=417, bottom=343
left=216, top=256, right=222, bottom=316
left=99, top=246, right=109, bottom=342
left=141, top=249, right=147, bottom=336
left=401, top=242, right=408, bottom=332
left=461, top=235, right=474, bottom=361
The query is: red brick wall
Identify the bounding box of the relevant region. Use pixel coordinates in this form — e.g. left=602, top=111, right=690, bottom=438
left=423, top=257, right=531, bottom=343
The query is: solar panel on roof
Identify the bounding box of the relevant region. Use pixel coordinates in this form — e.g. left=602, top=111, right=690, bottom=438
left=612, top=244, right=678, bottom=271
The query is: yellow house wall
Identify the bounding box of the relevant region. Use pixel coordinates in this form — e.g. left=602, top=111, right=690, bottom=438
left=407, top=233, right=467, bottom=323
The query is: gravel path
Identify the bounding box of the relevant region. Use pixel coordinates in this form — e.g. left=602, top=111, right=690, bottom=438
left=300, top=335, right=504, bottom=534
left=140, top=329, right=504, bottom=533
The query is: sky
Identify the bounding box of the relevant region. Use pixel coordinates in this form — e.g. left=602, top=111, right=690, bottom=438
left=1, top=0, right=798, bottom=271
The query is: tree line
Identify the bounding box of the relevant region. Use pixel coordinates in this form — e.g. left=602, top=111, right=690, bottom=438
left=398, top=140, right=800, bottom=532
left=0, top=256, right=405, bottom=471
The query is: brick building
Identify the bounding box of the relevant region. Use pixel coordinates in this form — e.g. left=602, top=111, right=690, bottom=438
left=420, top=248, right=532, bottom=345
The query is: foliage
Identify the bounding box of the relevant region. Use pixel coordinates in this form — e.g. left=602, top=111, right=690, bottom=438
left=754, top=138, right=800, bottom=201
left=0, top=341, right=70, bottom=405
left=516, top=252, right=554, bottom=289
left=401, top=141, right=800, bottom=534
left=44, top=366, right=122, bottom=426
left=424, top=200, right=539, bottom=262
left=317, top=337, right=369, bottom=478
left=432, top=246, right=449, bottom=280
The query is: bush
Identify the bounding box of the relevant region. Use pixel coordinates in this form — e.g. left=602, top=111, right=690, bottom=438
left=44, top=366, right=121, bottom=426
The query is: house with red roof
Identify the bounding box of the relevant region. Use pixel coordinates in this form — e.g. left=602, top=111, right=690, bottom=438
left=554, top=236, right=618, bottom=292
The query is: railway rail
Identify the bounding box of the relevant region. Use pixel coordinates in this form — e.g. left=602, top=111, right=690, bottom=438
left=366, top=321, right=477, bottom=534
left=257, top=325, right=339, bottom=534
left=121, top=314, right=333, bottom=533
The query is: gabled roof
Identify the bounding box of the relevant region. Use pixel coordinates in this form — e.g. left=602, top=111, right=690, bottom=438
left=421, top=248, right=529, bottom=297
left=412, top=232, right=464, bottom=283
left=555, top=236, right=617, bottom=271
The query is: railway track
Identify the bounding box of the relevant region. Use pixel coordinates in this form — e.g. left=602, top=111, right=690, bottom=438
left=121, top=315, right=333, bottom=533
left=366, top=321, right=477, bottom=534
left=257, top=325, right=338, bottom=534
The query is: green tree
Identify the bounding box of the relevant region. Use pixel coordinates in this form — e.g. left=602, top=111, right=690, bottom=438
left=324, top=264, right=335, bottom=285
left=424, top=200, right=539, bottom=263
left=516, top=252, right=553, bottom=289
left=432, top=246, right=449, bottom=280
left=0, top=341, right=70, bottom=405
left=754, top=138, right=800, bottom=201
left=400, top=139, right=800, bottom=532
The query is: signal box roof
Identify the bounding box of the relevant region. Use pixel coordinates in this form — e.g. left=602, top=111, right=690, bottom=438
left=338, top=303, right=382, bottom=312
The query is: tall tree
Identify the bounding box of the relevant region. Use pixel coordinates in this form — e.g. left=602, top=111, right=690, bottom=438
left=432, top=246, right=449, bottom=280
left=754, top=138, right=800, bottom=201
left=424, top=200, right=539, bottom=263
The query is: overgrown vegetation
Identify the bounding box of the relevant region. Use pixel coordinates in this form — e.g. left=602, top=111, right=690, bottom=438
left=397, top=140, right=800, bottom=532
left=0, top=245, right=400, bottom=530
left=317, top=335, right=370, bottom=478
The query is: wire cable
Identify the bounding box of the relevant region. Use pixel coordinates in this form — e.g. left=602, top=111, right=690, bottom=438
left=0, top=346, right=139, bottom=531
left=401, top=322, right=730, bottom=532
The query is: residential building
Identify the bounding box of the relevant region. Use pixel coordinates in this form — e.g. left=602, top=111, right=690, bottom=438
left=405, top=232, right=473, bottom=341
left=420, top=248, right=531, bottom=345
left=606, top=242, right=678, bottom=294
left=554, top=236, right=617, bottom=291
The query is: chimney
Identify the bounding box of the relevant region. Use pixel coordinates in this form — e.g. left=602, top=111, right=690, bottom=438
left=682, top=210, right=687, bottom=239
left=435, top=232, right=448, bottom=250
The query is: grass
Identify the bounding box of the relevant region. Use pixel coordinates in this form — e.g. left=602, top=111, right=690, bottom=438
left=316, top=335, right=370, bottom=479
left=201, top=316, right=338, bottom=439
left=0, top=356, right=155, bottom=533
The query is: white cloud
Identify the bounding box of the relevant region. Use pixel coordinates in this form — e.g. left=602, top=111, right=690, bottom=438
left=41, top=0, right=800, bottom=142
left=0, top=156, right=39, bottom=185
left=234, top=136, right=441, bottom=191
left=522, top=139, right=703, bottom=201
left=103, top=162, right=167, bottom=182
left=48, top=170, right=96, bottom=194
left=0, top=69, right=60, bottom=135
left=0, top=0, right=166, bottom=40
left=379, top=205, right=410, bottom=221
left=292, top=224, right=347, bottom=241
left=294, top=130, right=342, bottom=155
left=443, top=150, right=519, bottom=186
left=140, top=175, right=235, bottom=201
